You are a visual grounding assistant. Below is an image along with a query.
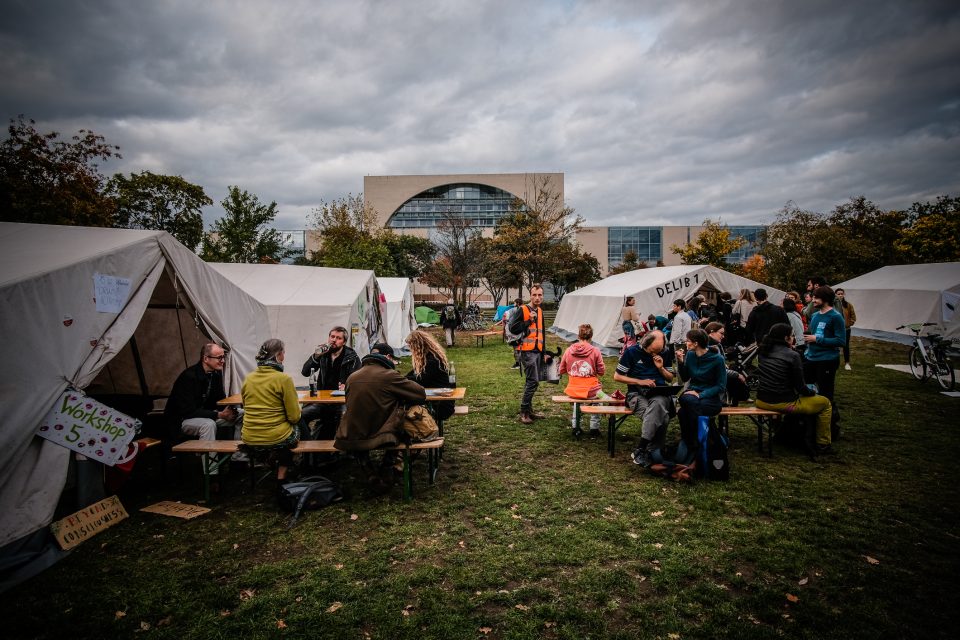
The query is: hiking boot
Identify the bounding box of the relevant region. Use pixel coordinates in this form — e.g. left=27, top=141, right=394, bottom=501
left=631, top=448, right=652, bottom=468
left=588, top=428, right=601, bottom=440
left=519, top=413, right=534, bottom=425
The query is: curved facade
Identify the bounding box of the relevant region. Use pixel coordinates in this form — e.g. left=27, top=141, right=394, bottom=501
left=363, top=173, right=563, bottom=232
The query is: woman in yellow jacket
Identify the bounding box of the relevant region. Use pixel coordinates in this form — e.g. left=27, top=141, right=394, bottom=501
left=241, top=338, right=301, bottom=481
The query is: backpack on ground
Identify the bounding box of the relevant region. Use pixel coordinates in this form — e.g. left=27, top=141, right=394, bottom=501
left=278, top=475, right=343, bottom=527
left=647, top=440, right=698, bottom=482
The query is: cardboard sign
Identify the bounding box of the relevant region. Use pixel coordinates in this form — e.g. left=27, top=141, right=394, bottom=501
left=140, top=501, right=211, bottom=520
left=51, top=495, right=129, bottom=550
left=37, top=391, right=140, bottom=466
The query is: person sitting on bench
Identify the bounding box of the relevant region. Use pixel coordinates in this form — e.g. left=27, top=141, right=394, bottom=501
left=755, top=323, right=834, bottom=455
left=241, top=338, right=301, bottom=482
left=404, top=330, right=455, bottom=422
left=675, top=328, right=727, bottom=454
left=614, top=330, right=675, bottom=468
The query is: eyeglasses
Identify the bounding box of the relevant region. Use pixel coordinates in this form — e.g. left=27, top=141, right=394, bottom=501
left=206, top=354, right=226, bottom=361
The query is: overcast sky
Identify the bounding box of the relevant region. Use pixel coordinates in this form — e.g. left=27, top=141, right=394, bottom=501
left=2, top=0, right=958, bottom=230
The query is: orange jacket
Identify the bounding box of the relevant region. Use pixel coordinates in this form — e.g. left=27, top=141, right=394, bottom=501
left=517, top=305, right=544, bottom=352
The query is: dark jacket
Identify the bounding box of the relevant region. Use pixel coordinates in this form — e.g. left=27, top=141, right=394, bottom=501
left=440, top=304, right=461, bottom=329
left=757, top=343, right=815, bottom=404
left=301, top=345, right=360, bottom=389
left=745, top=301, right=789, bottom=346
left=335, top=355, right=427, bottom=451
left=406, top=352, right=455, bottom=421
left=164, top=362, right=226, bottom=424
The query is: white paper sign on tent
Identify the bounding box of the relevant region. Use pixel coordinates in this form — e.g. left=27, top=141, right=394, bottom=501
left=36, top=390, right=140, bottom=466
left=93, top=273, right=132, bottom=313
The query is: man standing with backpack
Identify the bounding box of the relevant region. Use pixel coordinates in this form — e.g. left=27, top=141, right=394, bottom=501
left=440, top=298, right=461, bottom=348
left=509, top=284, right=546, bottom=425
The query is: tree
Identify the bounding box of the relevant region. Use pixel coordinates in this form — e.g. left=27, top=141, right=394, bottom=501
left=549, top=243, right=601, bottom=300
left=492, top=175, right=584, bottom=289
left=0, top=116, right=120, bottom=226
left=380, top=232, right=435, bottom=279
left=760, top=203, right=849, bottom=291
left=200, top=186, right=288, bottom=263
left=107, top=171, right=211, bottom=249
left=896, top=195, right=960, bottom=263
left=740, top=253, right=768, bottom=283
left=420, top=211, right=484, bottom=308
left=669, top=219, right=745, bottom=271
left=608, top=249, right=644, bottom=275
left=473, top=236, right=523, bottom=307
left=826, top=196, right=906, bottom=279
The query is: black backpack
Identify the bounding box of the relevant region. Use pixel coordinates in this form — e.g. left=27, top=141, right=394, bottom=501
left=278, top=475, right=343, bottom=527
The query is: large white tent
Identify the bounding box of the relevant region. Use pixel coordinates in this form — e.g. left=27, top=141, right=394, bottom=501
left=378, top=277, right=416, bottom=350
left=209, top=264, right=385, bottom=384
left=552, top=264, right=786, bottom=350
left=0, top=223, right=271, bottom=551
left=835, top=262, right=960, bottom=342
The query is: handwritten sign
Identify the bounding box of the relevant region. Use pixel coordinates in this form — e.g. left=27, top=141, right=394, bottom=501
left=93, top=273, right=131, bottom=313
left=37, top=391, right=140, bottom=466
left=140, top=501, right=211, bottom=520
left=50, top=495, right=129, bottom=550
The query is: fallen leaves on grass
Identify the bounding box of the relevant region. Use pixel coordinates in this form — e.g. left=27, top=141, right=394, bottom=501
left=139, top=622, right=151, bottom=631
left=865, top=556, right=880, bottom=565
left=335, top=563, right=344, bottom=570
left=232, top=543, right=239, bottom=550
left=544, top=621, right=556, bottom=628
left=239, top=589, right=256, bottom=601
left=515, top=604, right=529, bottom=611
left=350, top=514, right=359, bottom=521
left=458, top=540, right=466, bottom=548
left=327, top=602, right=343, bottom=613
left=479, top=627, right=492, bottom=635
left=115, top=611, right=126, bottom=619
left=220, top=610, right=231, bottom=617
left=799, top=577, right=809, bottom=585
left=402, top=604, right=414, bottom=617
left=650, top=511, right=664, bottom=517
left=276, top=619, right=287, bottom=629
left=157, top=616, right=171, bottom=627
left=786, top=593, right=799, bottom=603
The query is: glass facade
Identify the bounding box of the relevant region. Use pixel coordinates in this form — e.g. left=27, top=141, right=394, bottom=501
left=724, top=226, right=765, bottom=263
left=607, top=226, right=663, bottom=268
left=278, top=230, right=306, bottom=264
left=387, top=183, right=521, bottom=229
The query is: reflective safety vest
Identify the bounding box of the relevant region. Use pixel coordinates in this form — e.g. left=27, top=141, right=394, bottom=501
left=518, top=305, right=544, bottom=352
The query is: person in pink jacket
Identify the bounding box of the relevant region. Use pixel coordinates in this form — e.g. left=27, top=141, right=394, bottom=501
left=558, top=324, right=610, bottom=438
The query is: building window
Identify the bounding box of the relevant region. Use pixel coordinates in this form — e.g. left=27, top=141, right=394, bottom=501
left=724, top=226, right=765, bottom=263
left=608, top=226, right=662, bottom=268
left=278, top=230, right=306, bottom=264
left=387, top=183, right=521, bottom=229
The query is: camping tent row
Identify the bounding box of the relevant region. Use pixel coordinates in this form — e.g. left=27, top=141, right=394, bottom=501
left=551, top=264, right=786, bottom=351
left=835, top=262, right=960, bottom=343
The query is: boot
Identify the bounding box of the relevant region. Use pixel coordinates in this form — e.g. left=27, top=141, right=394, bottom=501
left=519, top=412, right=534, bottom=425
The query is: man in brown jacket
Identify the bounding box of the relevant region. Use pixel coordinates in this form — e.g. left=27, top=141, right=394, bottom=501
left=335, top=343, right=426, bottom=452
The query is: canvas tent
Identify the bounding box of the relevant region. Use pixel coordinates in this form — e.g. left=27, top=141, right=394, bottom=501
left=378, top=277, right=416, bottom=350
left=551, top=265, right=786, bottom=350
left=209, top=264, right=385, bottom=384
left=0, top=223, right=270, bottom=559
left=834, top=262, right=960, bottom=343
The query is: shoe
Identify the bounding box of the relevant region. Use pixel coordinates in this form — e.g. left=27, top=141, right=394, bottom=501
left=572, top=426, right=583, bottom=439
left=588, top=429, right=601, bottom=440
left=815, top=444, right=835, bottom=455
left=630, top=448, right=652, bottom=467
left=529, top=411, right=546, bottom=420
left=519, top=413, right=534, bottom=425
left=844, top=363, right=852, bottom=370
left=610, top=390, right=626, bottom=401
left=511, top=363, right=521, bottom=369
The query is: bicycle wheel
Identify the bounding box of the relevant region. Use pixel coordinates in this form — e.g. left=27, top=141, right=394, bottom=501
left=909, top=346, right=928, bottom=380
left=933, top=355, right=955, bottom=391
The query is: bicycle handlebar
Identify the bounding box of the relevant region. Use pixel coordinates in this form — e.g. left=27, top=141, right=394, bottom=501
left=896, top=322, right=937, bottom=333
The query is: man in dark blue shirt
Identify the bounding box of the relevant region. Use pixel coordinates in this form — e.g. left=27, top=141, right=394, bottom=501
left=614, top=330, right=676, bottom=468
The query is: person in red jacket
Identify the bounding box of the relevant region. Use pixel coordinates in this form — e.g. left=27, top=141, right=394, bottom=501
left=558, top=324, right=610, bottom=438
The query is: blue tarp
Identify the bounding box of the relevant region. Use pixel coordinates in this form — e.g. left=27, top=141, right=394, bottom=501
left=493, top=305, right=513, bottom=322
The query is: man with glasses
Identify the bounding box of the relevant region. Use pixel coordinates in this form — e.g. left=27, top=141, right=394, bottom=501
left=165, top=342, right=242, bottom=488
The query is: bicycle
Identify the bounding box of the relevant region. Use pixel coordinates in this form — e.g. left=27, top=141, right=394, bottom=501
left=458, top=304, right=487, bottom=331
left=896, top=323, right=956, bottom=391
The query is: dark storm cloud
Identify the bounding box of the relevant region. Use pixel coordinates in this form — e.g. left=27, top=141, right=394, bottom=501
left=1, top=0, right=957, bottom=229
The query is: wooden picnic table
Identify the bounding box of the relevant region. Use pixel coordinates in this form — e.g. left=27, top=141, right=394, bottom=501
left=471, top=330, right=500, bottom=347
left=219, top=387, right=467, bottom=405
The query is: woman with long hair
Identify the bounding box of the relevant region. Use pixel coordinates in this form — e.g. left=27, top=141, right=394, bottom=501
left=241, top=338, right=301, bottom=482
left=731, top=288, right=757, bottom=344
left=405, top=329, right=455, bottom=421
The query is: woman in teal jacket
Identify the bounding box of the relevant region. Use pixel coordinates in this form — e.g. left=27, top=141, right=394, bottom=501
left=676, top=328, right=727, bottom=450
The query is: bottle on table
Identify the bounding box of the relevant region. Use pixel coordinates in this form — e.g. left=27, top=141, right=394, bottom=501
left=448, top=362, right=456, bottom=387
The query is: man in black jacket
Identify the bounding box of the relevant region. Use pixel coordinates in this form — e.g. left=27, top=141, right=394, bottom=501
left=164, top=343, right=241, bottom=480
left=745, top=288, right=789, bottom=345
left=299, top=326, right=361, bottom=439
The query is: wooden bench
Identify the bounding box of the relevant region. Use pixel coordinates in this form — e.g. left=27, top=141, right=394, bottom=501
left=171, top=438, right=444, bottom=502
left=580, top=405, right=633, bottom=457
left=471, top=330, right=500, bottom=347
left=552, top=395, right=624, bottom=436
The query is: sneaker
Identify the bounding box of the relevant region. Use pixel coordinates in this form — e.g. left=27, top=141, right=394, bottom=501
left=510, top=364, right=521, bottom=369
left=610, top=390, right=626, bottom=401
left=529, top=411, right=546, bottom=420
left=571, top=426, right=583, bottom=439
left=519, top=413, right=534, bottom=425
left=588, top=429, right=601, bottom=440
left=844, top=363, right=852, bottom=370
left=630, top=448, right=652, bottom=467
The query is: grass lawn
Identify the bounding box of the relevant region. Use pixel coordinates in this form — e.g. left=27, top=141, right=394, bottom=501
left=4, top=332, right=959, bottom=639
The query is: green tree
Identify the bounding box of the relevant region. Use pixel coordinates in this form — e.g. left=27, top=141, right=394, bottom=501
left=608, top=249, right=644, bottom=275
left=669, top=219, right=745, bottom=271
left=549, top=243, right=601, bottom=300
left=0, top=116, right=120, bottom=226
left=474, top=235, right=524, bottom=306
left=200, top=186, right=288, bottom=263
left=760, top=203, right=849, bottom=291
left=896, top=195, right=960, bottom=263
left=827, top=196, right=906, bottom=278
left=107, top=170, right=211, bottom=249
left=380, top=232, right=435, bottom=279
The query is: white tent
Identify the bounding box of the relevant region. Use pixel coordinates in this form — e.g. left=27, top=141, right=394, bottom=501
left=835, top=262, right=960, bottom=342
left=209, top=264, right=385, bottom=383
left=378, top=277, right=416, bottom=350
left=552, top=264, right=786, bottom=349
left=0, top=223, right=271, bottom=549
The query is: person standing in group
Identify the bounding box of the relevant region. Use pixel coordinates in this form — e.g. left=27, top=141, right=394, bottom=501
left=508, top=284, right=546, bottom=425
left=803, top=286, right=846, bottom=439
left=558, top=323, right=609, bottom=438
left=440, top=299, right=461, bottom=348
left=783, top=298, right=806, bottom=347
left=745, top=288, right=789, bottom=346
left=668, top=298, right=693, bottom=355
left=298, top=326, right=360, bottom=440
left=621, top=296, right=641, bottom=345
left=731, top=289, right=757, bottom=344
left=241, top=339, right=301, bottom=482
left=834, top=288, right=857, bottom=370
left=803, top=276, right=827, bottom=322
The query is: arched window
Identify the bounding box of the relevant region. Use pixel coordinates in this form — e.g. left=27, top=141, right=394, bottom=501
left=387, top=183, right=522, bottom=229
